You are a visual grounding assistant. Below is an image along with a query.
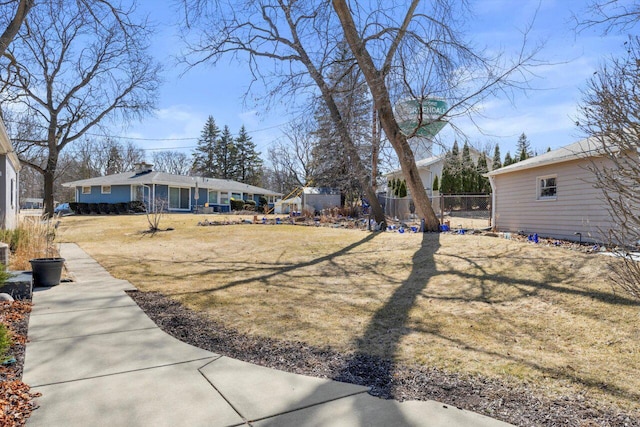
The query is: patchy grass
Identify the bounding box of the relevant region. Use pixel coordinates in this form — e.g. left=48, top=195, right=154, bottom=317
left=57, top=214, right=640, bottom=413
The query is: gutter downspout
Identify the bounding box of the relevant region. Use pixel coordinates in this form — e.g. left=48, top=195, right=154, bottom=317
left=488, top=175, right=497, bottom=230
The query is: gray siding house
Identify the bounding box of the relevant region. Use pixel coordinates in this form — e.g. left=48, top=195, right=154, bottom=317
left=63, top=163, right=281, bottom=212
left=0, top=118, right=20, bottom=229
left=487, top=138, right=617, bottom=243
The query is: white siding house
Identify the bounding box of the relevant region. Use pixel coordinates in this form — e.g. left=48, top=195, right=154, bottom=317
left=0, top=118, right=20, bottom=229
left=384, top=146, right=490, bottom=199
left=487, top=138, right=616, bottom=243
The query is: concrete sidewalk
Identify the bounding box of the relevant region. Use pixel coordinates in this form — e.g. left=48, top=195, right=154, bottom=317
left=24, top=243, right=512, bottom=427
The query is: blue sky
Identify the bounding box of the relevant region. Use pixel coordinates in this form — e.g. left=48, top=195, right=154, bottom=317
left=121, top=1, right=629, bottom=168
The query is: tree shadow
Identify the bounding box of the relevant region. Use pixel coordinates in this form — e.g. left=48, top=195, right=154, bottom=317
left=164, top=231, right=380, bottom=296
left=333, top=232, right=440, bottom=398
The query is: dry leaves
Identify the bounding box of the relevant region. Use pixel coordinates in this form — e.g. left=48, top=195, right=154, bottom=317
left=0, top=300, right=39, bottom=427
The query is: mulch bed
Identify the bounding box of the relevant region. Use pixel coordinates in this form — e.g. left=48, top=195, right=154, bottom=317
left=128, top=290, right=639, bottom=427
left=0, top=300, right=40, bottom=427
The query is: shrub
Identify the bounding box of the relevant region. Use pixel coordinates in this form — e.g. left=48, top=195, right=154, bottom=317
left=77, top=203, right=89, bottom=214
left=0, top=217, right=59, bottom=270
left=69, top=202, right=78, bottom=213
left=0, top=228, right=24, bottom=252
left=0, top=264, right=13, bottom=284
left=230, top=198, right=245, bottom=211
left=116, top=202, right=128, bottom=214
left=0, top=323, right=11, bottom=363
left=128, top=201, right=146, bottom=213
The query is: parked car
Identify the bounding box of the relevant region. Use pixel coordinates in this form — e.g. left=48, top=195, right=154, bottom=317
left=54, top=202, right=72, bottom=216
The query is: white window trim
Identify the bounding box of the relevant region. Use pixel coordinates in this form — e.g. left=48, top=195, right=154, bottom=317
left=101, top=185, right=111, bottom=194
left=168, top=186, right=191, bottom=211
left=220, top=191, right=230, bottom=204
left=82, top=186, right=91, bottom=195
left=208, top=190, right=218, bottom=205
left=537, top=174, right=557, bottom=201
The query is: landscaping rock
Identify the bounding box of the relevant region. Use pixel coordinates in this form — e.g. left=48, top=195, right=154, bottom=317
left=0, top=293, right=14, bottom=301
left=0, top=272, right=33, bottom=300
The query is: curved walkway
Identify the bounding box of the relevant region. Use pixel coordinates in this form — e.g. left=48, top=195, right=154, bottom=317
left=23, top=243, right=512, bottom=427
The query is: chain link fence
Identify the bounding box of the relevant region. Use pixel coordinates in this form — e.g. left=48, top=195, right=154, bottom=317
left=380, top=193, right=492, bottom=229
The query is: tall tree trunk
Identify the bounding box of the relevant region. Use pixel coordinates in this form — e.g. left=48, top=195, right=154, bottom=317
left=43, top=149, right=58, bottom=218
left=43, top=168, right=55, bottom=218
left=332, top=0, right=440, bottom=231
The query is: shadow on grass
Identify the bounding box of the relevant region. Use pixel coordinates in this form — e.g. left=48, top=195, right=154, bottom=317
left=331, top=232, right=440, bottom=397
left=166, top=231, right=380, bottom=296
left=104, top=230, right=640, bottom=410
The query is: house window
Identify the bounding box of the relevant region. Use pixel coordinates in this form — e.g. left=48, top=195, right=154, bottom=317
left=208, top=190, right=218, bottom=204
left=169, top=187, right=190, bottom=210
left=231, top=192, right=242, bottom=200
left=538, top=175, right=557, bottom=200
left=101, top=185, right=111, bottom=194
left=82, top=186, right=91, bottom=195
left=220, top=192, right=229, bottom=204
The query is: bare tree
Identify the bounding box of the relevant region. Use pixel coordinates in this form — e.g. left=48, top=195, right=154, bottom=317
left=576, top=1, right=640, bottom=300
left=575, top=0, right=640, bottom=34
left=0, top=0, right=33, bottom=59
left=0, top=0, right=160, bottom=216
left=332, top=0, right=540, bottom=230
left=180, top=0, right=387, bottom=225
left=268, top=119, right=317, bottom=190
left=181, top=0, right=539, bottom=230
left=151, top=150, right=192, bottom=175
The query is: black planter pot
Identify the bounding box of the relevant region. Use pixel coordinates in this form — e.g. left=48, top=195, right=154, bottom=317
left=30, top=258, right=66, bottom=287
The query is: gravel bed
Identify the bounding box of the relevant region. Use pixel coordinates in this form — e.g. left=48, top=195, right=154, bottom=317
left=128, top=290, right=639, bottom=427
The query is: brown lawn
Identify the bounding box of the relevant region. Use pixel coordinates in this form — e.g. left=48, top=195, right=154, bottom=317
left=56, top=214, right=640, bottom=413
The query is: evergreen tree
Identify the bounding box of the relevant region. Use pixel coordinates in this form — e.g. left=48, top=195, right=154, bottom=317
left=516, top=132, right=533, bottom=161
left=192, top=116, right=220, bottom=177
left=106, top=145, right=123, bottom=175
left=398, top=179, right=407, bottom=198
left=440, top=141, right=462, bottom=193
left=440, top=167, right=453, bottom=193
left=235, top=125, right=263, bottom=185
left=503, top=151, right=514, bottom=166
left=311, top=41, right=372, bottom=203
left=492, top=144, right=502, bottom=170
left=460, top=142, right=476, bottom=193
left=216, top=125, right=237, bottom=180
left=476, top=154, right=490, bottom=193
left=432, top=175, right=439, bottom=192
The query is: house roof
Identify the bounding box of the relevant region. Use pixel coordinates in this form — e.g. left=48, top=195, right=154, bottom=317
left=487, top=137, right=609, bottom=177
left=62, top=171, right=282, bottom=196
left=276, top=196, right=301, bottom=205
left=0, top=118, right=21, bottom=172
left=384, top=154, right=445, bottom=176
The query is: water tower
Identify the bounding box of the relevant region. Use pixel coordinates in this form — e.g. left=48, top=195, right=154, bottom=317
left=394, top=98, right=448, bottom=160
